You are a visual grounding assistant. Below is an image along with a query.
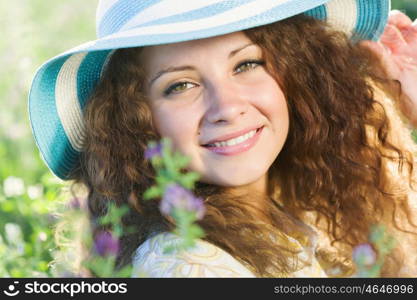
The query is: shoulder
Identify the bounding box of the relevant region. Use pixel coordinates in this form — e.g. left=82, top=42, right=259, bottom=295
left=131, top=232, right=255, bottom=278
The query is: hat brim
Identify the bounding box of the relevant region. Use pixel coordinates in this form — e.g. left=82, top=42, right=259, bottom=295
left=29, top=0, right=390, bottom=179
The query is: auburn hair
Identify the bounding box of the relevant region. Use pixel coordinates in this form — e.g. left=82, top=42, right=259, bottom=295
left=65, top=14, right=417, bottom=277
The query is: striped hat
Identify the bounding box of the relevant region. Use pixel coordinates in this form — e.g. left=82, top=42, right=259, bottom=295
left=29, top=0, right=390, bottom=180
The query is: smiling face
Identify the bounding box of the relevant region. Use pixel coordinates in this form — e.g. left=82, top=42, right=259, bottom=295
left=140, top=31, right=289, bottom=195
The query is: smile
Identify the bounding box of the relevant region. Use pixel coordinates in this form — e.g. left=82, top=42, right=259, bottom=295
left=202, top=126, right=264, bottom=156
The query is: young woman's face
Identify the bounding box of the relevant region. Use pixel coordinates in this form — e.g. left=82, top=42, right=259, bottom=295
left=141, top=31, right=289, bottom=193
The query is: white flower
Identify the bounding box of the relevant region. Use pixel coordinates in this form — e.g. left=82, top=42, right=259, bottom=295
left=3, top=176, right=25, bottom=197
left=5, top=223, right=24, bottom=254
left=27, top=184, right=43, bottom=199
left=38, top=232, right=48, bottom=242
left=5, top=223, right=22, bottom=242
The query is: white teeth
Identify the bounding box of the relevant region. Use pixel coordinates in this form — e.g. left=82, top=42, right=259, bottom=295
left=210, top=129, right=257, bottom=147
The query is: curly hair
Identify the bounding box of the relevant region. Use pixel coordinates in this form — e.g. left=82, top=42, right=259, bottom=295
left=66, top=14, right=417, bottom=277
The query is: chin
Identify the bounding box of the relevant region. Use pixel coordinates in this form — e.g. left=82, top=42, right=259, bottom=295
left=202, top=172, right=266, bottom=189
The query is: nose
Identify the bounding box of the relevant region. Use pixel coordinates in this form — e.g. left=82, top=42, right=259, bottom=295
left=204, top=80, right=249, bottom=124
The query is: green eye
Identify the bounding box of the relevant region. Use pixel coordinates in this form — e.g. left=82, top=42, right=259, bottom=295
left=235, top=60, right=265, bottom=73
left=164, top=82, right=195, bottom=96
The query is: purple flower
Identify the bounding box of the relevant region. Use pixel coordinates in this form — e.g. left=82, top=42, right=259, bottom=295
left=94, top=231, right=120, bottom=257
left=160, top=184, right=205, bottom=220
left=144, top=143, right=163, bottom=160
left=353, top=243, right=377, bottom=266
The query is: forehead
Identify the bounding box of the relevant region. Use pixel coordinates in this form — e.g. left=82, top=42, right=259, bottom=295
left=140, top=31, right=252, bottom=67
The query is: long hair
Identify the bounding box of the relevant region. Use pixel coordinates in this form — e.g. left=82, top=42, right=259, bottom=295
left=64, top=14, right=417, bottom=277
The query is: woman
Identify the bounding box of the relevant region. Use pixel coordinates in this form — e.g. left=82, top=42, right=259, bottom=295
left=29, top=0, right=417, bottom=277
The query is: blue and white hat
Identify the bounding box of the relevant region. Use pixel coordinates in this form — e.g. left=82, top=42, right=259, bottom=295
left=29, top=0, right=391, bottom=180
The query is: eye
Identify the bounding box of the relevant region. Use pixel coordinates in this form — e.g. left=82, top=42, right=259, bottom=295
left=234, top=59, right=265, bottom=74
left=163, top=81, right=197, bottom=96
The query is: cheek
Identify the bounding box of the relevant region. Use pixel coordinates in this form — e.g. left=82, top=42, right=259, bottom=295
left=150, top=105, right=199, bottom=149
left=255, top=78, right=288, bottom=122
left=270, top=88, right=288, bottom=120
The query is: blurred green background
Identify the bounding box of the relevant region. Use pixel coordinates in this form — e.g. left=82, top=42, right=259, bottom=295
left=0, top=0, right=98, bottom=277
left=0, top=0, right=416, bottom=277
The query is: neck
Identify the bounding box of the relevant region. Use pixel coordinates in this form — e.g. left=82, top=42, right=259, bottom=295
left=229, top=173, right=268, bottom=196
left=226, top=174, right=270, bottom=220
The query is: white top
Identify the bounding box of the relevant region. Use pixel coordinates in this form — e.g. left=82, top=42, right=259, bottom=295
left=131, top=232, right=328, bottom=278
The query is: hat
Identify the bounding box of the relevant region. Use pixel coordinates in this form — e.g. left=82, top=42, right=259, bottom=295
left=29, top=0, right=390, bottom=180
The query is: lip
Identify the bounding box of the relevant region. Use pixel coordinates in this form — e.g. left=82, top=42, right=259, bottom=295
left=202, top=126, right=264, bottom=156
left=201, top=126, right=262, bottom=145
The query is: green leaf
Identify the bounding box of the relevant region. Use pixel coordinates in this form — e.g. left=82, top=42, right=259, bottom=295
left=143, top=186, right=162, bottom=200
left=369, top=225, right=385, bottom=244
left=83, top=256, right=116, bottom=278
left=98, top=203, right=129, bottom=226
left=113, top=265, right=132, bottom=277
left=188, top=224, right=204, bottom=239
left=155, top=174, right=172, bottom=186
left=150, top=156, right=163, bottom=169
left=412, top=130, right=417, bottom=144
left=179, top=172, right=200, bottom=189
left=173, top=209, right=196, bottom=227
left=162, top=152, right=176, bottom=175
left=173, top=152, right=190, bottom=169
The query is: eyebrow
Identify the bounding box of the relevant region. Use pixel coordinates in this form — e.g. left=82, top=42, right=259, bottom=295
left=228, top=43, right=255, bottom=58
left=149, top=65, right=195, bottom=87
left=148, top=43, right=256, bottom=87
